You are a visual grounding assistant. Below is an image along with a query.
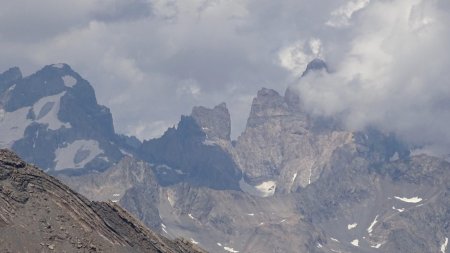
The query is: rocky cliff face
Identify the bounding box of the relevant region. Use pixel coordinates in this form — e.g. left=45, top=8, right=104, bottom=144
left=138, top=104, right=241, bottom=190
left=191, top=103, right=231, bottom=141
left=0, top=149, right=205, bottom=253
left=234, top=87, right=356, bottom=195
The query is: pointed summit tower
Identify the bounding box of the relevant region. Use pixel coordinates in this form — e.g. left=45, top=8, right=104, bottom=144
left=301, top=58, right=328, bottom=77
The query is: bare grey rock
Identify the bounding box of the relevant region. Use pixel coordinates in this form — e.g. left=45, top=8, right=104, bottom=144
left=191, top=102, right=231, bottom=141
left=0, top=149, right=205, bottom=253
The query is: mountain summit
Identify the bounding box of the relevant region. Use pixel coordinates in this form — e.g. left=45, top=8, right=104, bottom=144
left=301, top=58, right=329, bottom=77
left=0, top=64, right=137, bottom=174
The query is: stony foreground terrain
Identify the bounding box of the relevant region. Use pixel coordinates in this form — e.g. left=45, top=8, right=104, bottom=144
left=0, top=149, right=205, bottom=253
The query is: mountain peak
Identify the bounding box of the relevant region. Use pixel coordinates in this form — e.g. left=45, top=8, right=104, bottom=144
left=1, top=66, right=22, bottom=81
left=247, top=88, right=289, bottom=128
left=191, top=102, right=231, bottom=140
left=301, top=58, right=328, bottom=77
left=0, top=67, right=22, bottom=94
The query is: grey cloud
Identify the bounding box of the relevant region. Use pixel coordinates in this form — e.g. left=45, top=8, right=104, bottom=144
left=1, top=0, right=449, bottom=151
left=0, top=0, right=95, bottom=43
left=91, top=0, right=153, bottom=22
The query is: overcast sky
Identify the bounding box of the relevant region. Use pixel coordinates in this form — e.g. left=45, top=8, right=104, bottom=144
left=1, top=0, right=449, bottom=153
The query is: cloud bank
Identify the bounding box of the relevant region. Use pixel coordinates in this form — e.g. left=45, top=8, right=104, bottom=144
left=0, top=0, right=449, bottom=154
left=294, top=0, right=450, bottom=155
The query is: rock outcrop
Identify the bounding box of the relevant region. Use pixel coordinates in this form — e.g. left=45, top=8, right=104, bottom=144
left=0, top=149, right=205, bottom=253
left=139, top=106, right=241, bottom=190
left=191, top=102, right=231, bottom=141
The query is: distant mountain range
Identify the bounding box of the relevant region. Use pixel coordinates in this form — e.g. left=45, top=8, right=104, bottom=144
left=1, top=61, right=449, bottom=253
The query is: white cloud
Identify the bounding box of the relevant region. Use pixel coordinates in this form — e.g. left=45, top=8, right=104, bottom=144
left=326, top=0, right=370, bottom=28
left=279, top=38, right=324, bottom=77
left=1, top=0, right=449, bottom=151
left=294, top=0, right=450, bottom=153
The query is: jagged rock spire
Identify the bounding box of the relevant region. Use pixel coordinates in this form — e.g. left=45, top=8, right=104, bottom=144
left=301, top=58, right=328, bottom=77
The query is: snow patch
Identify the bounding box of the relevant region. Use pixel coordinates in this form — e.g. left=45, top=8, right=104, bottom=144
left=392, top=206, right=405, bottom=212
left=167, top=195, right=175, bottom=207
left=54, top=139, right=103, bottom=170
left=441, top=237, right=448, bottom=253
left=308, top=167, right=312, bottom=185
left=224, top=246, right=239, bottom=253
left=7, top=84, right=16, bottom=92
left=190, top=238, right=198, bottom=245
left=351, top=239, right=359, bottom=247
left=292, top=172, right=297, bottom=183
left=367, top=215, right=379, bottom=234
left=331, top=237, right=340, bottom=242
left=0, top=107, right=31, bottom=148
left=390, top=152, right=399, bottom=161
left=110, top=193, right=121, bottom=203
left=188, top=213, right=195, bottom=220
left=348, top=223, right=358, bottom=230
left=239, top=178, right=276, bottom=197
left=62, top=75, right=77, bottom=88
left=316, top=243, right=323, bottom=248
left=394, top=196, right=422, bottom=203
left=33, top=92, right=71, bottom=130
left=371, top=243, right=382, bottom=249
left=120, top=148, right=133, bottom=157
left=247, top=213, right=254, bottom=216
left=217, top=243, right=222, bottom=247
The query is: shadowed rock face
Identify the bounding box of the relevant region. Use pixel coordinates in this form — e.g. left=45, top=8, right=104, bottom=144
left=191, top=102, right=231, bottom=141
left=0, top=67, right=22, bottom=94
left=139, top=113, right=241, bottom=190
left=0, top=149, right=205, bottom=253
left=301, top=58, right=329, bottom=77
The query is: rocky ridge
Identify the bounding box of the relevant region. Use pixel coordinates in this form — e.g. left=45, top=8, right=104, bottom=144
left=0, top=149, right=204, bottom=253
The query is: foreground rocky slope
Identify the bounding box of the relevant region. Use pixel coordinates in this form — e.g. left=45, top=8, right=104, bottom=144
left=0, top=149, right=204, bottom=253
